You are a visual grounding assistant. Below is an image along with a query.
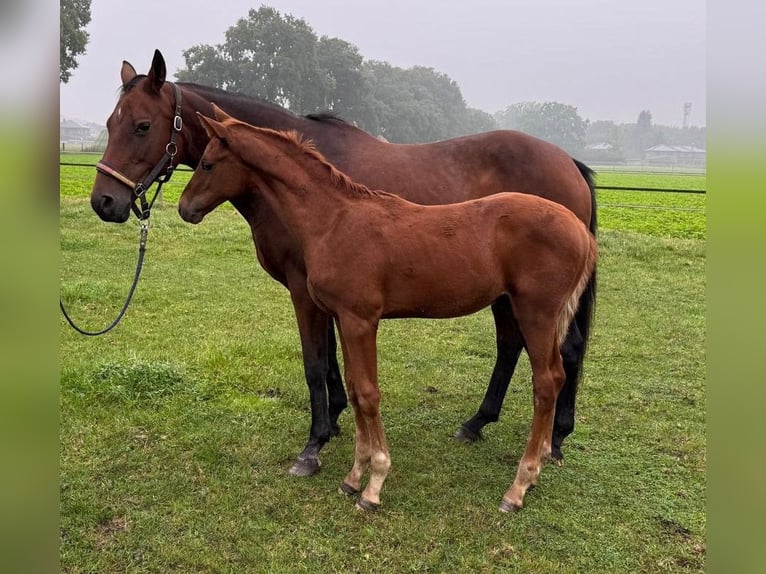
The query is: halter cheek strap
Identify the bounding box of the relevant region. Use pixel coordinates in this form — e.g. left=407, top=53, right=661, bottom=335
left=96, top=82, right=184, bottom=221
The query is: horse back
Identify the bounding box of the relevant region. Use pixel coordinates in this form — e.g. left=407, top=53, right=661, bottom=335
left=324, top=129, right=593, bottom=226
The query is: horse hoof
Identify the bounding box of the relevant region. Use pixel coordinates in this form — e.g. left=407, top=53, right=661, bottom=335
left=454, top=426, right=483, bottom=443
left=288, top=456, right=321, bottom=477
left=551, top=445, right=564, bottom=462
left=499, top=499, right=522, bottom=513
left=339, top=482, right=360, bottom=497
left=356, top=497, right=381, bottom=512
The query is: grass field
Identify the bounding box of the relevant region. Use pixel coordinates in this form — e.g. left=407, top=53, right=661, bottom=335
left=60, top=164, right=706, bottom=573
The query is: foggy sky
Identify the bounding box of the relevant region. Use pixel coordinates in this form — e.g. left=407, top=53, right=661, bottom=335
left=59, top=0, right=706, bottom=128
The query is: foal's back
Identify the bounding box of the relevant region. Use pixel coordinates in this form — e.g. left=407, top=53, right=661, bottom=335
left=305, top=192, right=590, bottom=320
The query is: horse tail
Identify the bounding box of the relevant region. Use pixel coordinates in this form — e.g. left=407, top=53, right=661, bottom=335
left=557, top=226, right=598, bottom=346
left=565, top=158, right=598, bottom=373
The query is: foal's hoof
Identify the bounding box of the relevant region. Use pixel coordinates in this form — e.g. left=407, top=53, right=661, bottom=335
left=339, top=482, right=360, bottom=497
left=454, top=425, right=483, bottom=443
left=288, top=456, right=321, bottom=477
left=499, top=499, right=522, bottom=513
left=355, top=497, right=381, bottom=512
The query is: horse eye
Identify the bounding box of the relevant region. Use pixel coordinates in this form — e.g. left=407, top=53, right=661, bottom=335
left=201, top=161, right=213, bottom=171
left=135, top=122, right=151, bottom=135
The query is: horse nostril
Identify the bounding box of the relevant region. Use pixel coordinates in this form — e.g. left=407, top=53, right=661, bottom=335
left=91, top=191, right=123, bottom=221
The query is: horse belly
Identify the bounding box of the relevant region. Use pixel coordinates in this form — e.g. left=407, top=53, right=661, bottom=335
left=381, top=247, right=502, bottom=319
left=382, top=290, right=497, bottom=319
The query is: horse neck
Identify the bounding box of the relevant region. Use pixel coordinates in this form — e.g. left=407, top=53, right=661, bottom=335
left=180, top=84, right=322, bottom=165
left=175, top=90, right=212, bottom=168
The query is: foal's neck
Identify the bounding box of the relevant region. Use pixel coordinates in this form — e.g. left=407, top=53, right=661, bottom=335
left=248, top=142, right=356, bottom=248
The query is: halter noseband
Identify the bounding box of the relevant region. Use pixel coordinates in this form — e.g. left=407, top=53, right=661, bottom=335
left=96, top=82, right=184, bottom=221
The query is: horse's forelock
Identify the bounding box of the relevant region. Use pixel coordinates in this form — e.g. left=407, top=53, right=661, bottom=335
left=119, top=74, right=147, bottom=95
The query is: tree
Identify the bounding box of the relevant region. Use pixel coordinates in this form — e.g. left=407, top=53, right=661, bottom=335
left=178, top=7, right=327, bottom=113
left=361, top=62, right=490, bottom=143
left=462, top=107, right=497, bottom=136
left=60, top=0, right=91, bottom=83
left=637, top=109, right=653, bottom=131
left=315, top=37, right=376, bottom=127
left=635, top=109, right=653, bottom=149
left=495, top=102, right=586, bottom=154
left=176, top=44, right=230, bottom=88
left=177, top=7, right=491, bottom=142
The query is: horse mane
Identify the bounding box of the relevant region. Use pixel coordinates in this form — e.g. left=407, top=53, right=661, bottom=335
left=231, top=123, right=387, bottom=200
left=305, top=112, right=349, bottom=125
left=121, top=77, right=351, bottom=125
left=180, top=82, right=291, bottom=115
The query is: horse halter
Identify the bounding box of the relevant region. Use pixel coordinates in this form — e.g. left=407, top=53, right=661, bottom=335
left=96, top=81, right=184, bottom=222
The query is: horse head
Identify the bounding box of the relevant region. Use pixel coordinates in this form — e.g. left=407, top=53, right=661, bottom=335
left=90, top=50, right=184, bottom=222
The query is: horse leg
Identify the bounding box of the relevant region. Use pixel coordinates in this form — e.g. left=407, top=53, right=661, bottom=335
left=287, top=287, right=338, bottom=477
left=456, top=296, right=523, bottom=442
left=335, top=315, right=390, bottom=511
left=500, top=309, right=565, bottom=512
left=551, top=320, right=584, bottom=461
left=326, top=317, right=348, bottom=437
left=338, top=379, right=371, bottom=496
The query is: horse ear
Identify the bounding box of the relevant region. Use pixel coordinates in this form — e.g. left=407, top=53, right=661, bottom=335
left=211, top=104, right=234, bottom=123
left=197, top=112, right=229, bottom=143
left=120, top=61, right=137, bottom=87
left=146, top=49, right=166, bottom=93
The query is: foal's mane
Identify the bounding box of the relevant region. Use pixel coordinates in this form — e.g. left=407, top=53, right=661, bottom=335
left=231, top=123, right=389, bottom=200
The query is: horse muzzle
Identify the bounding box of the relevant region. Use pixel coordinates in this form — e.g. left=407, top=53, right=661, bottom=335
left=90, top=189, right=132, bottom=223
left=178, top=202, right=204, bottom=224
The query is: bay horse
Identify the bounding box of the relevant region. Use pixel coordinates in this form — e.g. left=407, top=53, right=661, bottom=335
left=178, top=109, right=597, bottom=512
left=89, top=50, right=597, bottom=476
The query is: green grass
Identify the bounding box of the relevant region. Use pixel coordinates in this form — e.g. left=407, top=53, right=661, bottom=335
left=594, top=171, right=706, bottom=240
left=60, top=168, right=705, bottom=573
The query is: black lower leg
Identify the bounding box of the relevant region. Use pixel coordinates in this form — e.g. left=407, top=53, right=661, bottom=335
left=326, top=318, right=348, bottom=436
left=457, top=297, right=523, bottom=442
left=551, top=323, right=584, bottom=460
left=291, top=354, right=333, bottom=477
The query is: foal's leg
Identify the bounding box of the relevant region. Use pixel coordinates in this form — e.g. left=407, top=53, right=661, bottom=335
left=287, top=287, right=344, bottom=477
left=551, top=321, right=584, bottom=461
left=335, top=316, right=391, bottom=511
left=500, top=311, right=565, bottom=512
left=458, top=297, right=583, bottom=462
left=456, top=296, right=523, bottom=442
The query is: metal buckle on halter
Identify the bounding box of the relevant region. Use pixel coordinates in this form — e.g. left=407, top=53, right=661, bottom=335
left=173, top=115, right=183, bottom=132
left=134, top=182, right=147, bottom=198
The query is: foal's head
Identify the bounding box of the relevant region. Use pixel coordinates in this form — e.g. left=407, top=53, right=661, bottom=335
left=178, top=111, right=249, bottom=224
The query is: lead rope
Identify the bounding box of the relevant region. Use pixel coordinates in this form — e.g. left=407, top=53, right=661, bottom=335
left=59, top=218, right=149, bottom=336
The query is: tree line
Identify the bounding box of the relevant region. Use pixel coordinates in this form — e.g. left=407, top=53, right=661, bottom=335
left=61, top=4, right=704, bottom=158
left=176, top=7, right=496, bottom=144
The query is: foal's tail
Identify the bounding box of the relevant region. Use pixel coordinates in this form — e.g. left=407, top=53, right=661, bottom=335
left=557, top=228, right=598, bottom=347
left=558, top=159, right=599, bottom=351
